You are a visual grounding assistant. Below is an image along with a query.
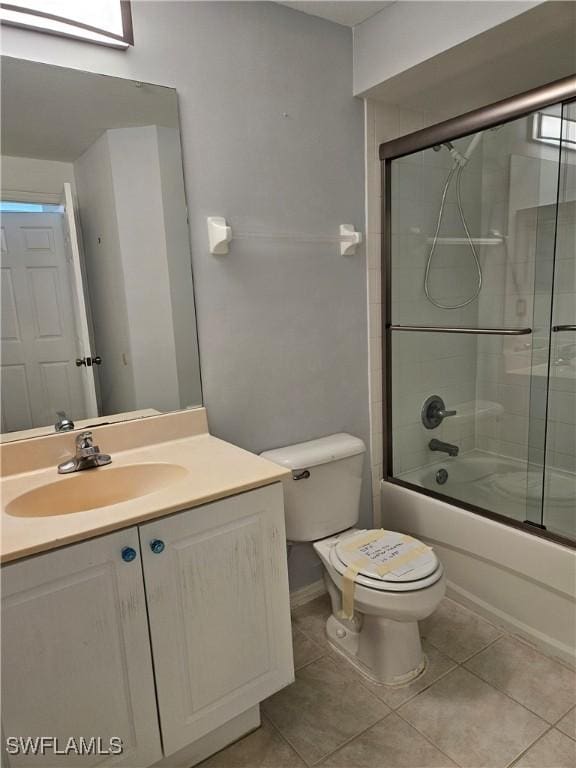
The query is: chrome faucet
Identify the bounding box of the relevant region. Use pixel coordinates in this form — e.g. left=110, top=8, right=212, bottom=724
left=429, top=438, right=459, bottom=457
left=57, top=431, right=112, bottom=474
left=55, top=410, right=75, bottom=433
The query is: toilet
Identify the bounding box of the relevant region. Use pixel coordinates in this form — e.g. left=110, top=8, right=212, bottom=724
left=261, top=433, right=445, bottom=686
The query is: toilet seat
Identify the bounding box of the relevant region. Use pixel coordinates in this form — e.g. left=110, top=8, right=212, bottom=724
left=327, top=529, right=442, bottom=593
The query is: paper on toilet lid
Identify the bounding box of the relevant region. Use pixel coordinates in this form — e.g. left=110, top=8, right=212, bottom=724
left=335, top=530, right=438, bottom=583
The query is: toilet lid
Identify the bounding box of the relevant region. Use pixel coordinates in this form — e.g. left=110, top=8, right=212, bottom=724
left=334, top=529, right=438, bottom=583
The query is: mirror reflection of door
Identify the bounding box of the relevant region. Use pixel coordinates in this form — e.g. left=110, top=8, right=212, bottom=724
left=61, top=182, right=99, bottom=419
left=1, top=57, right=203, bottom=442
left=0, top=194, right=98, bottom=433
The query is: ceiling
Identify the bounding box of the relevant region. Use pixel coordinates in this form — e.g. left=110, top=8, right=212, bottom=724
left=1, top=57, right=178, bottom=162
left=279, top=2, right=394, bottom=27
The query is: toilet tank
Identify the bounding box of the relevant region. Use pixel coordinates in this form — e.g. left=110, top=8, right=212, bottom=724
left=261, top=433, right=366, bottom=542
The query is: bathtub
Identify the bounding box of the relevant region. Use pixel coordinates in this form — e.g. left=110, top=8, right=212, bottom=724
left=381, top=456, right=576, bottom=667
left=399, top=451, right=576, bottom=540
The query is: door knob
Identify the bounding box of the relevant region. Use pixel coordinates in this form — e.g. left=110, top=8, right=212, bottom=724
left=150, top=539, right=165, bottom=554
left=121, top=546, right=137, bottom=562
left=76, top=356, right=102, bottom=367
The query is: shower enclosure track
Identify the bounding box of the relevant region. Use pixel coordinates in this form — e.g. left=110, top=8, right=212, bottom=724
left=389, top=326, right=532, bottom=335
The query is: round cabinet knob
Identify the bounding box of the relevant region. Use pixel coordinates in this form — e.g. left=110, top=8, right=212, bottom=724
left=150, top=539, right=165, bottom=554
left=121, top=546, right=137, bottom=562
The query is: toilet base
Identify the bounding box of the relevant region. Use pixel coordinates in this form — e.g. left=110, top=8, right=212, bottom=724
left=325, top=613, right=426, bottom=686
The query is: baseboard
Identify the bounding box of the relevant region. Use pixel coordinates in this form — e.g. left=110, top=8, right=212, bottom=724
left=446, top=581, right=576, bottom=669
left=290, top=578, right=326, bottom=609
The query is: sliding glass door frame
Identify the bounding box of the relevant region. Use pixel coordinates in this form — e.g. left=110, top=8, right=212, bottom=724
left=379, top=75, right=576, bottom=549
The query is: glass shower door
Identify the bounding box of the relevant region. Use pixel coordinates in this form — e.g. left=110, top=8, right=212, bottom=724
left=387, top=104, right=567, bottom=534
left=542, top=100, right=576, bottom=540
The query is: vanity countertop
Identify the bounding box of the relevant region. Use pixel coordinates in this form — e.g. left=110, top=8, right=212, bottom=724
left=0, top=409, right=289, bottom=564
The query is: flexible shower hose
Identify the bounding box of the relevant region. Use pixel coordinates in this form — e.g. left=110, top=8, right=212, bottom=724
left=424, top=161, right=483, bottom=309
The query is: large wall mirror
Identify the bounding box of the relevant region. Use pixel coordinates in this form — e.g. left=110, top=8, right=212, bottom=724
left=1, top=57, right=202, bottom=442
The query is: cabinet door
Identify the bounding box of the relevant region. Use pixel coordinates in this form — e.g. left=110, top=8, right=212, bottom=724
left=140, top=483, right=293, bottom=756
left=1, top=529, right=162, bottom=768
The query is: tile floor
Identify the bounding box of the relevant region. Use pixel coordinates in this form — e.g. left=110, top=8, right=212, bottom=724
left=200, top=595, right=576, bottom=768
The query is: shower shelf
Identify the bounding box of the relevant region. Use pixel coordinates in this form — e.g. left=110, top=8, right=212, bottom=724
left=425, top=237, right=503, bottom=246
left=389, top=325, right=532, bottom=336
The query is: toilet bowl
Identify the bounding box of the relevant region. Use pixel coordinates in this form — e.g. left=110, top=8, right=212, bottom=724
left=261, top=433, right=445, bottom=687
left=314, top=530, right=445, bottom=685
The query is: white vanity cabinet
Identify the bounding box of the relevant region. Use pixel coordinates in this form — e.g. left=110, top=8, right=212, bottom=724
left=1, top=482, right=293, bottom=767
left=1, top=527, right=162, bottom=767
left=139, top=482, right=293, bottom=756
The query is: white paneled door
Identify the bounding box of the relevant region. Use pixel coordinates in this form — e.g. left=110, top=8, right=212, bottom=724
left=1, top=209, right=93, bottom=432
left=62, top=182, right=99, bottom=418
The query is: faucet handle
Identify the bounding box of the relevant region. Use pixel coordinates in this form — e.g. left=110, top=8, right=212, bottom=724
left=76, top=431, right=94, bottom=449
left=55, top=410, right=75, bottom=432
left=422, top=395, right=457, bottom=429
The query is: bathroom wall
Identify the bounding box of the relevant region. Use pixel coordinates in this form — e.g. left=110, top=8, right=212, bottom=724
left=1, top=1, right=369, bottom=590
left=354, top=1, right=540, bottom=95
left=1, top=155, right=75, bottom=201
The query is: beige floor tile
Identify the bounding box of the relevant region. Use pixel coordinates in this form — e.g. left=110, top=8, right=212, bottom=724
left=513, top=728, right=576, bottom=768
left=292, top=625, right=325, bottom=671
left=557, top=707, right=576, bottom=740
left=420, top=598, right=502, bottom=662
left=262, top=656, right=389, bottom=765
left=322, top=712, right=457, bottom=767
left=291, top=594, right=332, bottom=651
left=198, top=717, right=306, bottom=767
left=399, top=667, right=548, bottom=768
left=362, top=641, right=457, bottom=710
left=465, top=636, right=576, bottom=723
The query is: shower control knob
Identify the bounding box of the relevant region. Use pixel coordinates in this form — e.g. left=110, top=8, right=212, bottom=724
left=422, top=395, right=457, bottom=429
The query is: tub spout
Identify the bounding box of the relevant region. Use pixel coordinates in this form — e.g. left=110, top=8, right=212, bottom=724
left=429, top=439, right=459, bottom=457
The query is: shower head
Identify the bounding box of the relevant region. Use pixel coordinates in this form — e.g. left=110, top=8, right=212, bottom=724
left=463, top=132, right=482, bottom=161
left=433, top=133, right=483, bottom=167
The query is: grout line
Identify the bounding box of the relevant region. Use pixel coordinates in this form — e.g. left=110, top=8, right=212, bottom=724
left=293, top=649, right=328, bottom=673
left=312, top=711, right=393, bottom=766
left=553, top=704, right=576, bottom=731
left=339, top=648, right=458, bottom=710
left=262, top=712, right=314, bottom=767
left=462, top=663, right=561, bottom=727
left=393, top=707, right=464, bottom=768
left=505, top=722, right=556, bottom=768
left=506, top=631, right=576, bottom=673
left=457, top=633, right=504, bottom=664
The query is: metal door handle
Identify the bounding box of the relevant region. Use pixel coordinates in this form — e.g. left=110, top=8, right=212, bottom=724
left=76, top=356, right=102, bottom=367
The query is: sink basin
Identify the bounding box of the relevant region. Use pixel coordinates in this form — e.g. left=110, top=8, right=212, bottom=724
left=6, top=463, right=189, bottom=517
